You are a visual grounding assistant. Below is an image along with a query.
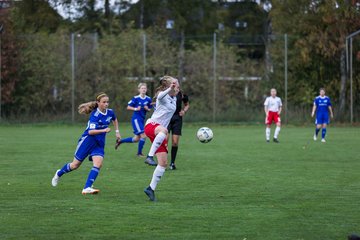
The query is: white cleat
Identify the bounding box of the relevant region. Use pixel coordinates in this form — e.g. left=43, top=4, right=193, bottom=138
left=82, top=187, right=100, bottom=195
left=321, top=138, right=326, bottom=143
left=51, top=170, right=61, bottom=187
left=313, top=134, right=317, bottom=141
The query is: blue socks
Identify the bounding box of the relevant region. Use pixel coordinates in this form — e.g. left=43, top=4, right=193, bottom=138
left=120, top=137, right=134, bottom=143
left=84, top=166, right=100, bottom=189
left=322, top=128, right=326, bottom=139
left=315, top=128, right=320, bottom=136
left=138, top=138, right=146, bottom=155
left=57, top=163, right=72, bottom=177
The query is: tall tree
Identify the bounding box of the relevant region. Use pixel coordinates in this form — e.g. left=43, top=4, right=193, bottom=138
left=271, top=0, right=360, bottom=119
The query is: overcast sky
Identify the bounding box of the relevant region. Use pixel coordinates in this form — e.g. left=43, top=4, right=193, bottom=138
left=49, top=0, right=139, bottom=20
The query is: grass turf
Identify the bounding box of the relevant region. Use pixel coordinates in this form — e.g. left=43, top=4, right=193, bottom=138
left=0, top=124, right=359, bottom=240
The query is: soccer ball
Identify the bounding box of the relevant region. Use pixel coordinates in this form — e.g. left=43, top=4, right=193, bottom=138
left=196, top=127, right=213, bottom=143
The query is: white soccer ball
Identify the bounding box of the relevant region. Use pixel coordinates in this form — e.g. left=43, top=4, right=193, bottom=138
left=196, top=127, right=213, bottom=143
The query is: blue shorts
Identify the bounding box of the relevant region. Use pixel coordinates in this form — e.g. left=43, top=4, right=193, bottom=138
left=74, top=135, right=104, bottom=161
left=131, top=118, right=145, bottom=135
left=315, top=113, right=329, bottom=125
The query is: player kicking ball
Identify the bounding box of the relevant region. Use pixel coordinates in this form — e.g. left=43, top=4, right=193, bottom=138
left=311, top=88, right=334, bottom=143
left=264, top=88, right=282, bottom=143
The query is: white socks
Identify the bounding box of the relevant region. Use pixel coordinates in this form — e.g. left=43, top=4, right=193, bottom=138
left=150, top=165, right=166, bottom=190
left=266, top=127, right=271, bottom=140
left=148, top=132, right=166, bottom=157
left=274, top=126, right=281, bottom=139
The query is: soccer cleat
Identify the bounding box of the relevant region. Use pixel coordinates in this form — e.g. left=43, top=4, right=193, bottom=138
left=144, top=186, right=156, bottom=201
left=137, top=153, right=145, bottom=158
left=273, top=138, right=279, bottom=143
left=266, top=140, right=270, bottom=143
left=321, top=138, right=326, bottom=143
left=51, top=169, right=61, bottom=187
left=82, top=187, right=100, bottom=195
left=313, top=134, right=317, bottom=141
left=115, top=140, right=122, bottom=150
left=169, top=163, right=176, bottom=170
left=144, top=156, right=157, bottom=166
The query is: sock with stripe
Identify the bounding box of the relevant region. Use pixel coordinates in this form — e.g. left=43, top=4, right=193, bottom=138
left=138, top=138, right=146, bottom=155
left=57, top=163, right=72, bottom=177
left=84, top=166, right=100, bottom=189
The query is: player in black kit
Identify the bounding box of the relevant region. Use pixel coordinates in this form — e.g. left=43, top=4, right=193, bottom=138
left=167, top=91, right=190, bottom=170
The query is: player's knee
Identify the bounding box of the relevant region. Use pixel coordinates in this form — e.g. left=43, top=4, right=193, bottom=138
left=94, top=163, right=103, bottom=168
left=70, top=161, right=81, bottom=170
left=172, top=142, right=178, bottom=147
left=160, top=128, right=168, bottom=135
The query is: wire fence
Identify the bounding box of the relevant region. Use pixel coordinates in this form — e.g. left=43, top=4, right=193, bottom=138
left=0, top=30, right=359, bottom=124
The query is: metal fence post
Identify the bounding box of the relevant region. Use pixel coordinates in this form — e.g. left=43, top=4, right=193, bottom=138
left=284, top=34, right=288, bottom=124
left=0, top=31, right=2, bottom=122
left=350, top=37, right=353, bottom=124
left=213, top=32, right=217, bottom=123
left=143, top=33, right=146, bottom=79
left=71, top=33, right=75, bottom=123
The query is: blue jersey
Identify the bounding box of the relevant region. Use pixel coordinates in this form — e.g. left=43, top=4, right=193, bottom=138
left=128, top=95, right=152, bottom=120
left=314, top=96, right=331, bottom=125
left=81, top=108, right=117, bottom=148
left=314, top=96, right=331, bottom=115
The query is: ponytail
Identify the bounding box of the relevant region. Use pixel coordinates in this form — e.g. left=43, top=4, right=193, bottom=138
left=78, top=92, right=108, bottom=115
left=78, top=101, right=98, bottom=114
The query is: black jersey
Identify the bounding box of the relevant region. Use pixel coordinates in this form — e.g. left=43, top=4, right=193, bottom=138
left=174, top=91, right=189, bottom=115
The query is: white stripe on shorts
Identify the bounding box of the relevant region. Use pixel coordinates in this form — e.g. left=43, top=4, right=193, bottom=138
left=134, top=119, right=141, bottom=133
left=74, top=135, right=88, bottom=155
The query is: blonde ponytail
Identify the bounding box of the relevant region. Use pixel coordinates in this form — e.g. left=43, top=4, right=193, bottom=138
left=78, top=101, right=98, bottom=114
left=78, top=92, right=108, bottom=115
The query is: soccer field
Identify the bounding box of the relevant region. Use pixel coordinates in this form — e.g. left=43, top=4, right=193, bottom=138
left=1, top=124, right=359, bottom=240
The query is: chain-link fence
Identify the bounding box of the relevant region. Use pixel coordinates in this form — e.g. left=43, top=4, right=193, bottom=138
left=1, top=30, right=359, bottom=124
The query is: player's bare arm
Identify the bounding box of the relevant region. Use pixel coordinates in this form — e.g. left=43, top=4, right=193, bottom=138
left=179, top=102, right=190, bottom=116
left=127, top=105, right=141, bottom=111
left=278, top=106, right=282, bottom=115
left=112, top=119, right=121, bottom=141
left=329, top=106, right=334, bottom=118
left=311, top=104, right=316, bottom=117
left=89, top=128, right=111, bottom=135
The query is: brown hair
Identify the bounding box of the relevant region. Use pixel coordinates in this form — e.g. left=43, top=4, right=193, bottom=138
left=153, top=76, right=176, bottom=100
left=78, top=92, right=108, bottom=114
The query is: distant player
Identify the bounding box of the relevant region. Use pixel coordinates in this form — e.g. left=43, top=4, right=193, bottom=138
left=115, top=83, right=152, bottom=157
left=264, top=88, right=282, bottom=143
left=143, top=76, right=179, bottom=201
left=167, top=90, right=190, bottom=170
left=51, top=93, right=121, bottom=195
left=311, top=88, right=334, bottom=142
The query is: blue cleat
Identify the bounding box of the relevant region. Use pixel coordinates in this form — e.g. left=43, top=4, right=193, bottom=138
left=144, top=186, right=156, bottom=201
left=144, top=156, right=157, bottom=166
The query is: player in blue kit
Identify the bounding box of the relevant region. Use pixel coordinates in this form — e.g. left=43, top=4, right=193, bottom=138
left=311, top=88, right=334, bottom=143
left=51, top=93, right=121, bottom=194
left=115, top=83, right=152, bottom=156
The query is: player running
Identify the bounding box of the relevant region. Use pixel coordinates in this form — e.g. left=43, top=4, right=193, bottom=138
left=167, top=90, right=190, bottom=170
left=115, top=83, right=152, bottom=157
left=264, top=88, right=282, bottom=143
left=311, top=88, right=334, bottom=142
left=143, top=76, right=179, bottom=201
left=51, top=93, right=121, bottom=195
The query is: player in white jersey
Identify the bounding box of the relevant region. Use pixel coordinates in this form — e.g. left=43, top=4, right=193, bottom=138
left=264, top=88, right=282, bottom=143
left=143, top=76, right=179, bottom=201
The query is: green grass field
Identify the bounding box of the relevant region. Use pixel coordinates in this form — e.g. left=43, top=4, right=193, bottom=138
left=1, top=124, right=360, bottom=240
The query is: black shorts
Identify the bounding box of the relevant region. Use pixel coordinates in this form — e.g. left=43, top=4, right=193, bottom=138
left=167, top=114, right=183, bottom=136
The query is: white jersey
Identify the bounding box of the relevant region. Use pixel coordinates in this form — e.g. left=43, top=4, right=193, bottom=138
left=147, top=88, right=176, bottom=128
left=264, top=96, right=282, bottom=112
